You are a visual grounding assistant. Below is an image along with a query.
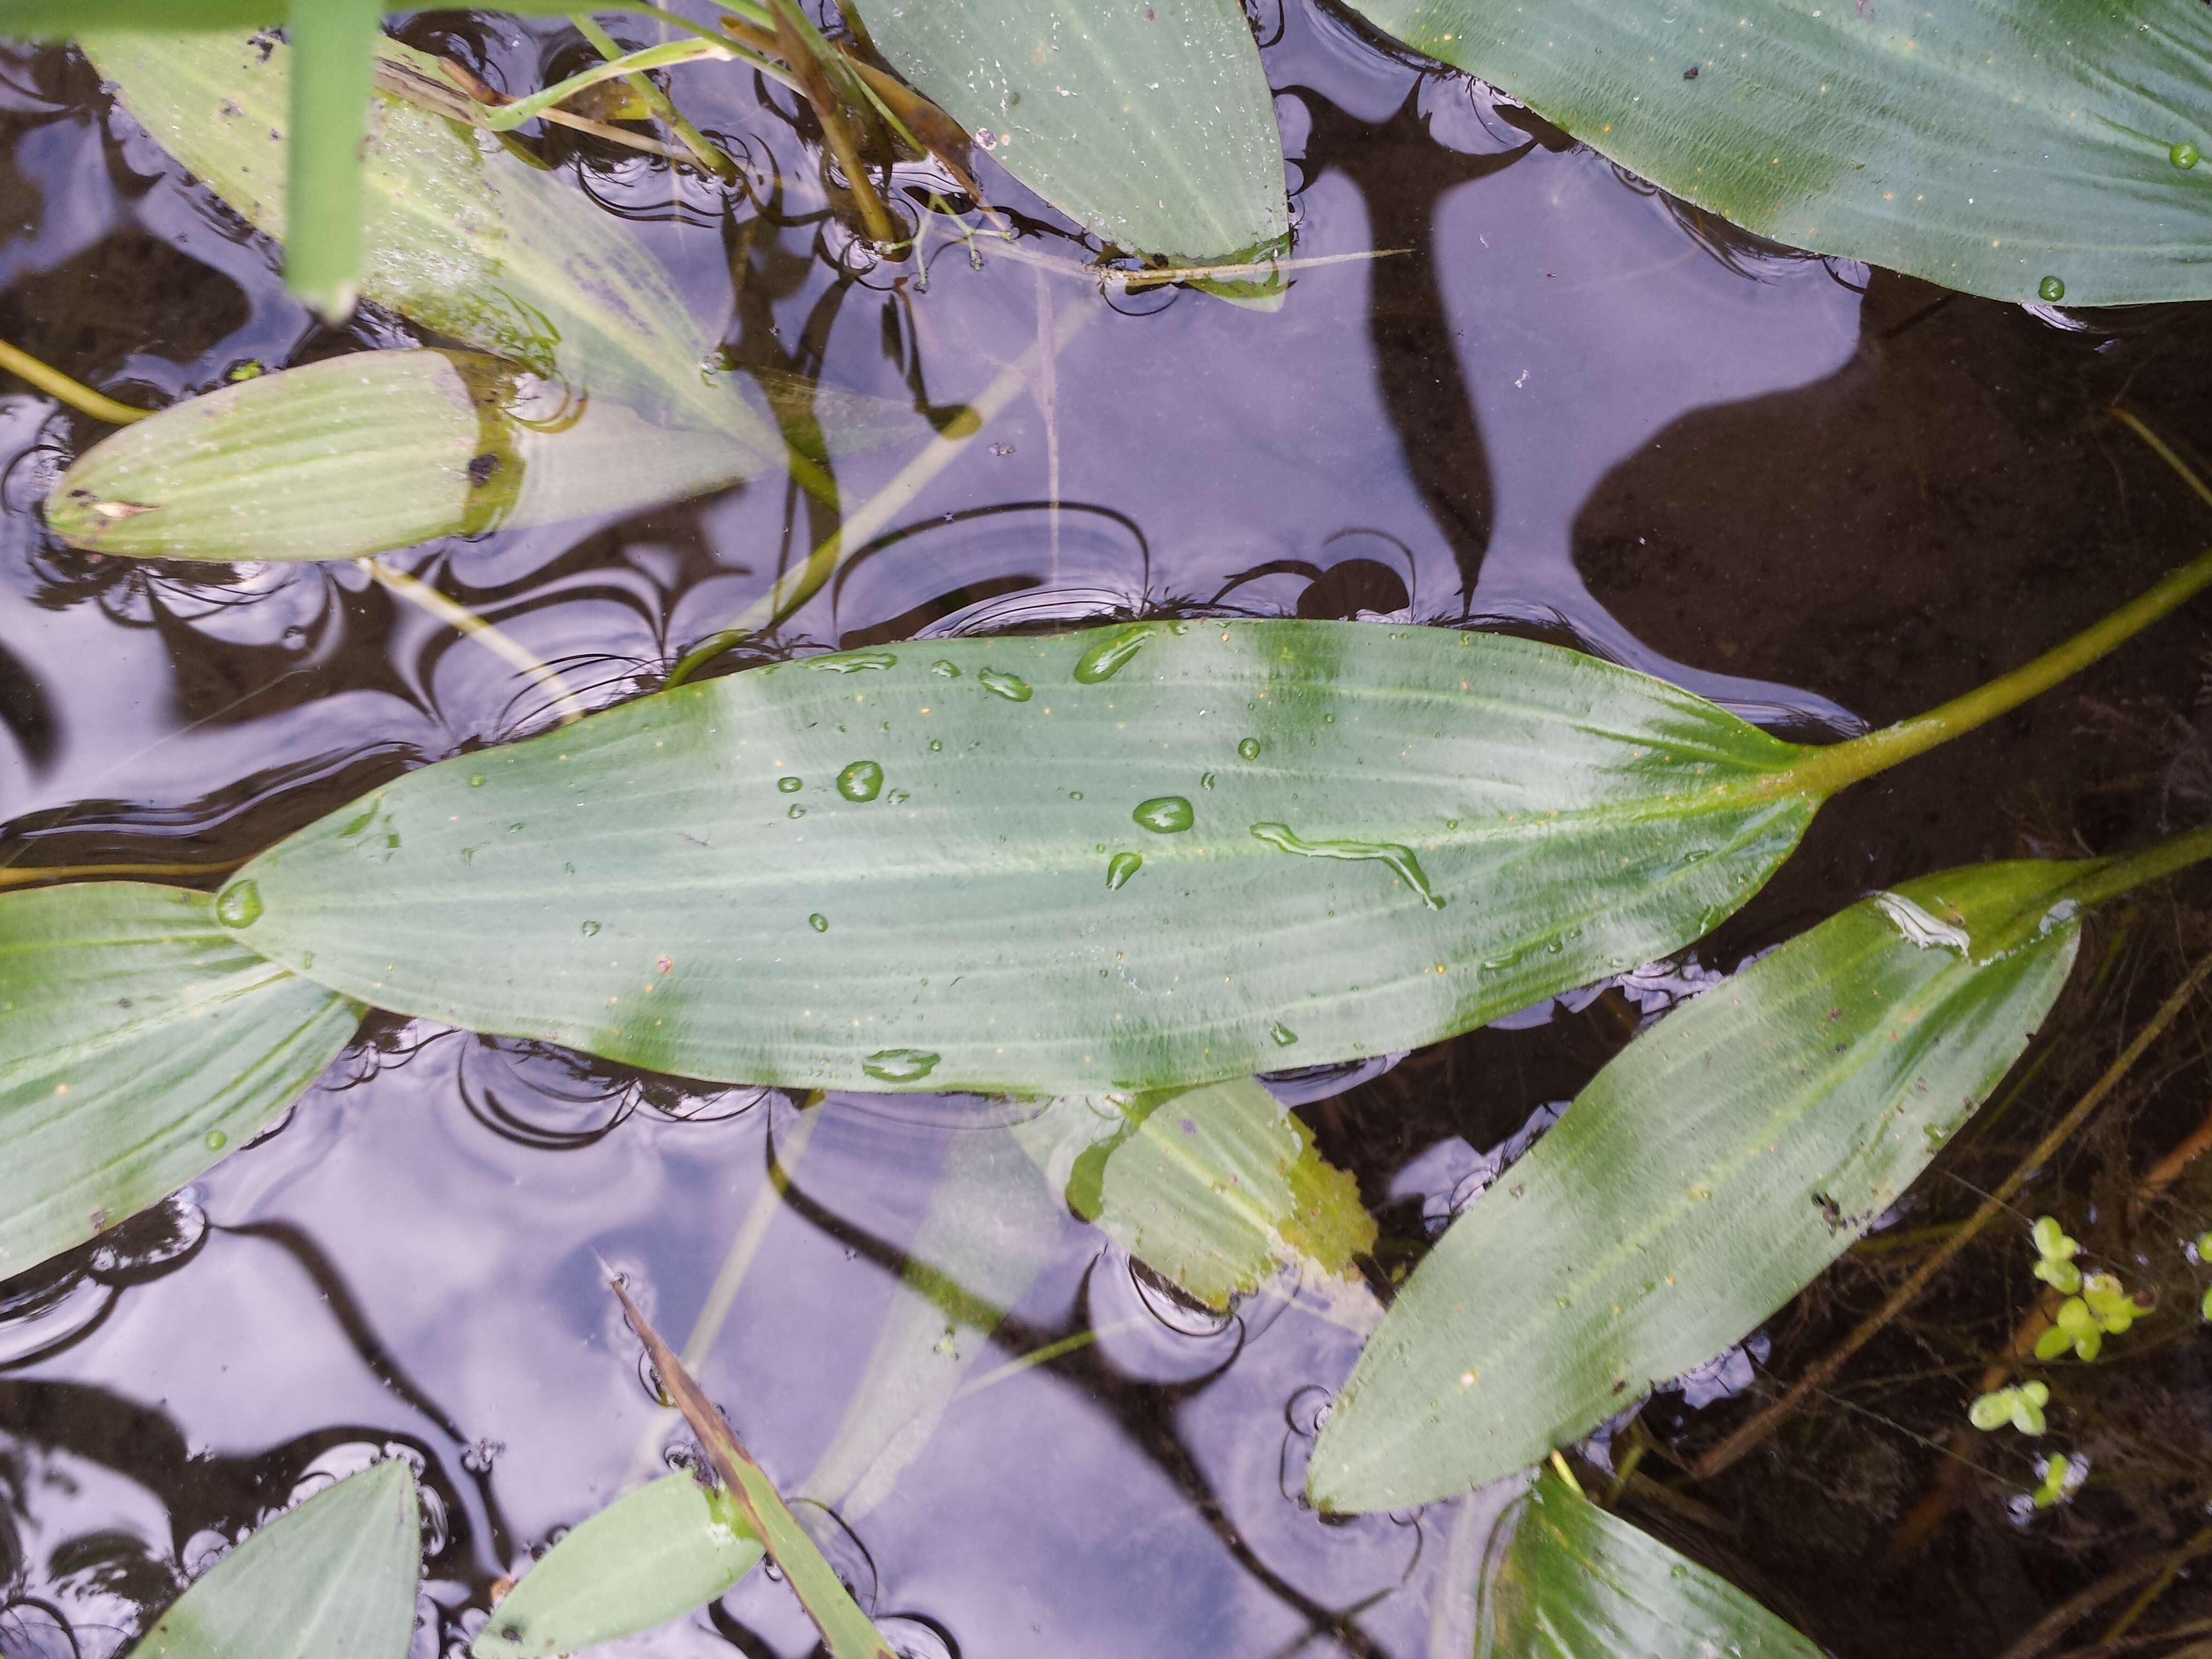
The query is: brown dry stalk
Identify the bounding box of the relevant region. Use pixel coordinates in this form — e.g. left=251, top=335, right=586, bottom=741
left=1890, top=1082, right=2212, bottom=1560
left=1690, top=952, right=2212, bottom=1483
left=1994, top=1528, right=2212, bottom=1659
left=767, top=1, right=897, bottom=245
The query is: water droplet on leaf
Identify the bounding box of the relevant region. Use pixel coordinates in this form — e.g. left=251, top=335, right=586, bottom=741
left=778, top=775, right=803, bottom=793
left=862, top=1048, right=941, bottom=1083
left=214, top=881, right=262, bottom=929
left=1237, top=737, right=1262, bottom=760
left=2172, top=139, right=2201, bottom=169
left=837, top=760, right=884, bottom=802
left=2038, top=274, right=2066, bottom=302
left=809, top=913, right=828, bottom=932
left=1107, top=851, right=1143, bottom=888
left=1133, top=796, right=1194, bottom=833
left=1073, top=625, right=1154, bottom=683
left=979, top=668, right=1033, bottom=702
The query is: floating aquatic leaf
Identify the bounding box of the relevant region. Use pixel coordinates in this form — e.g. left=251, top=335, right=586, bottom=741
left=1471, top=1470, right=1824, bottom=1659
left=1339, top=0, right=2212, bottom=305
left=1310, top=854, right=2105, bottom=1512
left=854, top=0, right=1288, bottom=262
left=128, top=1459, right=421, bottom=1659
left=210, top=622, right=1827, bottom=1089
left=45, top=350, right=751, bottom=563
left=0, top=881, right=362, bottom=1281
left=205, top=584, right=2208, bottom=1093
left=468, top=1473, right=763, bottom=1658
left=1013, top=1077, right=1379, bottom=1323
left=76, top=28, right=773, bottom=440
left=801, top=1124, right=1067, bottom=1519
left=610, top=1278, right=896, bottom=1659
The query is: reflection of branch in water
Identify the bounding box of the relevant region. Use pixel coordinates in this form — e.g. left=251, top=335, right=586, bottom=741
left=665, top=294, right=1097, bottom=684
left=760, top=1159, right=1396, bottom=1658
left=0, top=1376, right=466, bottom=1642
left=357, top=558, right=588, bottom=728
left=212, top=1220, right=517, bottom=1571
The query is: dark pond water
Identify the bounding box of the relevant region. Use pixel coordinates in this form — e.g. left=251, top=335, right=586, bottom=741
left=6, top=6, right=2212, bottom=1656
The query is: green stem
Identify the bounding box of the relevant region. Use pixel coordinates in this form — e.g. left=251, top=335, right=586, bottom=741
left=0, top=337, right=147, bottom=425
left=483, top=37, right=730, bottom=131
left=2064, top=823, right=2212, bottom=912
left=1774, top=542, right=2212, bottom=799
left=571, top=11, right=739, bottom=181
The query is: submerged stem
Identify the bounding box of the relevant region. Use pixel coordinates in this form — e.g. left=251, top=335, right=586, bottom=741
left=1773, top=542, right=2212, bottom=799
left=570, top=12, right=740, bottom=181
left=663, top=296, right=1096, bottom=686
left=357, top=559, right=588, bottom=726
left=0, top=337, right=148, bottom=425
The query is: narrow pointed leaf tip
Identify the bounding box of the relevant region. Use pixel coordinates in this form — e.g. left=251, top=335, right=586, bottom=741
left=0, top=881, right=362, bottom=1281
left=212, top=622, right=1824, bottom=1094
left=610, top=1278, right=898, bottom=1659
left=1340, top=0, right=2212, bottom=305
left=1473, top=1472, right=1824, bottom=1658
left=854, top=0, right=1288, bottom=261
left=469, top=1473, right=763, bottom=1657
left=45, top=350, right=753, bottom=563
left=128, top=1459, right=421, bottom=1659
left=1309, top=856, right=2094, bottom=1512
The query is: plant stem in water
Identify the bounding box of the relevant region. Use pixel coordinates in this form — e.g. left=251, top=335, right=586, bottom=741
left=0, top=338, right=147, bottom=425
left=1773, top=541, right=2212, bottom=798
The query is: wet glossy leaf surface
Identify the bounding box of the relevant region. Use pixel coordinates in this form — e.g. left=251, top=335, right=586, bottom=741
left=0, top=881, right=362, bottom=1281
left=128, top=1459, right=421, bottom=1659
left=1473, top=1472, right=1823, bottom=1659
left=1311, top=858, right=2084, bottom=1511
left=857, top=0, right=1288, bottom=261
left=216, top=622, right=1821, bottom=1093
left=45, top=350, right=754, bottom=563
left=468, top=1472, right=763, bottom=1658
left=1341, top=0, right=2212, bottom=305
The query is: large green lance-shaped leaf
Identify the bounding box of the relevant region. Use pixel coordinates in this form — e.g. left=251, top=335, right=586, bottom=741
left=212, top=622, right=1823, bottom=1093
left=129, top=1459, right=422, bottom=1659
left=1473, top=1471, right=1822, bottom=1659
left=855, top=0, right=1288, bottom=262
left=77, top=29, right=771, bottom=437
left=0, top=881, right=362, bottom=1281
left=801, top=1123, right=1067, bottom=1519
left=470, top=1474, right=764, bottom=1658
left=1340, top=0, right=2212, bottom=306
left=44, top=350, right=752, bottom=563
left=1014, top=1078, right=1379, bottom=1320
left=1308, top=856, right=2086, bottom=1513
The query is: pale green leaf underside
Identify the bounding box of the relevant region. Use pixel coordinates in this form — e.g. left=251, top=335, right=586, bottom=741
left=1343, top=0, right=2212, bottom=305
left=79, top=30, right=773, bottom=440
left=1014, top=1077, right=1378, bottom=1312
left=856, top=0, right=1289, bottom=261
left=1310, top=858, right=2082, bottom=1512
left=1476, top=1474, right=1824, bottom=1659
left=130, top=1460, right=421, bottom=1659
left=469, top=1474, right=764, bottom=1658
left=216, top=621, right=1820, bottom=1094
left=0, top=881, right=362, bottom=1281
left=45, top=350, right=753, bottom=563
